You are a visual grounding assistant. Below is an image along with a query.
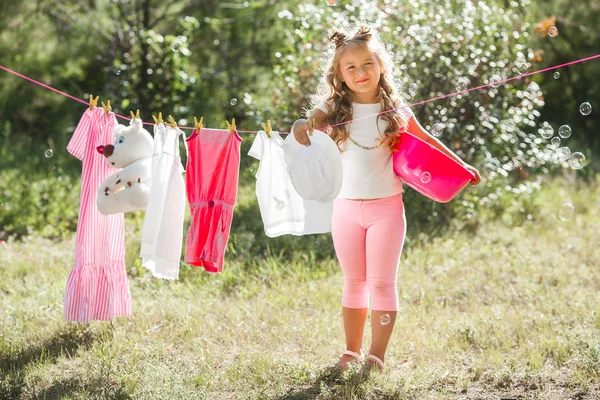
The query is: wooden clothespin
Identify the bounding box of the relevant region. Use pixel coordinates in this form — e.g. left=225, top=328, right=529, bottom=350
left=88, top=94, right=99, bottom=110
left=186, top=116, right=203, bottom=141
left=307, top=117, right=315, bottom=136
left=194, top=116, right=203, bottom=134
left=101, top=100, right=112, bottom=115
left=167, top=115, right=177, bottom=128
left=225, top=118, right=236, bottom=135
left=152, top=112, right=164, bottom=125
left=261, top=120, right=272, bottom=139
left=129, top=109, right=141, bottom=120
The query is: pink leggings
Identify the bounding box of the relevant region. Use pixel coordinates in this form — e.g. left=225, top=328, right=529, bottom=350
left=331, top=193, right=406, bottom=311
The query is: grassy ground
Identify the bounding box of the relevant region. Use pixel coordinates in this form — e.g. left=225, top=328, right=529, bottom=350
left=1, top=178, right=599, bottom=400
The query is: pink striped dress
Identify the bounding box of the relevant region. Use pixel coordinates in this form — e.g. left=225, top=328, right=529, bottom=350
left=64, top=107, right=131, bottom=322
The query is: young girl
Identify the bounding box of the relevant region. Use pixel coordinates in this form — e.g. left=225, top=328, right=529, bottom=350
left=291, top=26, right=481, bottom=372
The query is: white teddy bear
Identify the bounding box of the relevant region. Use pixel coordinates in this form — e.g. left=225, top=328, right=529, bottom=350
left=96, top=116, right=154, bottom=215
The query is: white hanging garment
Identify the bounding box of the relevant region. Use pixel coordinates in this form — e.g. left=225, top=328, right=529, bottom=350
left=248, top=130, right=333, bottom=237
left=140, top=123, right=187, bottom=280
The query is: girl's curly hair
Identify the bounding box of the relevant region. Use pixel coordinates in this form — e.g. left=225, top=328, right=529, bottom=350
left=315, top=26, right=409, bottom=150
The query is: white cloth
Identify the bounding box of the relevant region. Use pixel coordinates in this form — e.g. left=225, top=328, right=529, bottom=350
left=314, top=100, right=413, bottom=199
left=248, top=130, right=333, bottom=237
left=140, top=124, right=186, bottom=280
left=283, top=129, right=342, bottom=202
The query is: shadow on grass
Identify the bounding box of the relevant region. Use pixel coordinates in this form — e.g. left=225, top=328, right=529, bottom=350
left=0, top=323, right=111, bottom=371
left=272, top=363, right=417, bottom=400
left=273, top=364, right=368, bottom=400
left=38, top=376, right=132, bottom=400
left=0, top=323, right=113, bottom=399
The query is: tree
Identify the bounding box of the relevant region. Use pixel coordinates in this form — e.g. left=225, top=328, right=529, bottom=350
left=268, top=0, right=564, bottom=230
left=526, top=0, right=600, bottom=172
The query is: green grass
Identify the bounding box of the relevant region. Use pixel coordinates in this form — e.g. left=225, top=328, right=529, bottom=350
left=1, top=177, right=599, bottom=399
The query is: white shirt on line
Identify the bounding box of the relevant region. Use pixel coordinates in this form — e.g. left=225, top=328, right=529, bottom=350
left=248, top=130, right=333, bottom=237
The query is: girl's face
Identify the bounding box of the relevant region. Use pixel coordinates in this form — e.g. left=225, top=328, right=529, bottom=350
left=338, top=43, right=382, bottom=103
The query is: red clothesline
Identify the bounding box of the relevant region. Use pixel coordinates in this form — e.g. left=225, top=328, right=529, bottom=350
left=0, top=239, right=42, bottom=262
left=1, top=53, right=599, bottom=134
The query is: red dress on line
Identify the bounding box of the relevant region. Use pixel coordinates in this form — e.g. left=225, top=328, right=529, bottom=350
left=184, top=128, right=242, bottom=273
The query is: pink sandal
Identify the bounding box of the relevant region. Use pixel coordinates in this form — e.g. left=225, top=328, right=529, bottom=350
left=338, top=350, right=362, bottom=369
left=360, top=354, right=384, bottom=374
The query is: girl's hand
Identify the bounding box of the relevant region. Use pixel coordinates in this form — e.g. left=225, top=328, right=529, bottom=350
left=291, top=119, right=313, bottom=146
left=464, top=164, right=481, bottom=185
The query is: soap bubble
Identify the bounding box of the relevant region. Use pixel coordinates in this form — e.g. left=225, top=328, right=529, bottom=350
left=44, top=149, right=54, bottom=158
left=515, top=60, right=529, bottom=76
left=569, top=152, right=586, bottom=169
left=420, top=171, right=432, bottom=184
left=380, top=314, right=391, bottom=326
left=558, top=125, right=572, bottom=138
left=431, top=123, right=444, bottom=137
left=416, top=26, right=432, bottom=43
left=171, top=39, right=183, bottom=52
left=553, top=71, right=560, bottom=79
left=556, top=146, right=571, bottom=162
left=558, top=203, right=574, bottom=221
left=230, top=98, right=238, bottom=106
left=490, top=74, right=503, bottom=88
left=579, top=102, right=592, bottom=116
left=548, top=26, right=558, bottom=37
left=115, top=69, right=122, bottom=76
left=408, top=83, right=418, bottom=96
left=408, top=25, right=432, bottom=43
left=539, top=123, right=554, bottom=139
left=455, top=77, right=470, bottom=92
left=550, top=137, right=561, bottom=148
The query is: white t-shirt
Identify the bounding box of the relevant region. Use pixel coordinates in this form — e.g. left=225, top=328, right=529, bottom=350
left=248, top=130, right=333, bottom=237
left=314, top=100, right=413, bottom=199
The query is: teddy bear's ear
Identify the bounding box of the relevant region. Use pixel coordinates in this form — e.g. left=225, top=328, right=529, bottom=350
left=130, top=118, right=142, bottom=130
left=114, top=123, right=124, bottom=134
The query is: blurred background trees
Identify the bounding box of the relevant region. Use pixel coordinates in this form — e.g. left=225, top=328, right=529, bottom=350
left=0, top=0, right=598, bottom=254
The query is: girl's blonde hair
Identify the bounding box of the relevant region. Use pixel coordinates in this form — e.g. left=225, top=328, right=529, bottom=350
left=315, top=26, right=409, bottom=150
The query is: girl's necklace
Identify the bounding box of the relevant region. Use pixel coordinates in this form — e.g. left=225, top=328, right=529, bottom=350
left=348, top=136, right=384, bottom=150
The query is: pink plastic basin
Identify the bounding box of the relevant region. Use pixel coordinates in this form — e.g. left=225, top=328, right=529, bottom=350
left=393, top=131, right=476, bottom=203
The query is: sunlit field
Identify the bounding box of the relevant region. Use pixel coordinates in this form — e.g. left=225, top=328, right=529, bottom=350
left=1, top=178, right=599, bottom=399
left=2, top=0, right=600, bottom=399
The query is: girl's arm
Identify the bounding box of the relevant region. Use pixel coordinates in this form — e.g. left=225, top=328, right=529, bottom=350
left=406, top=115, right=481, bottom=184
left=406, top=116, right=465, bottom=165
left=292, top=109, right=327, bottom=132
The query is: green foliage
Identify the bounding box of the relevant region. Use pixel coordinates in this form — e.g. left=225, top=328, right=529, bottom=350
left=1, top=179, right=599, bottom=399
left=0, top=2, right=98, bottom=148
left=0, top=123, right=81, bottom=241
left=0, top=0, right=598, bottom=241
left=525, top=0, right=600, bottom=164
left=267, top=0, right=590, bottom=231
left=0, top=0, right=290, bottom=144
left=0, top=168, right=80, bottom=240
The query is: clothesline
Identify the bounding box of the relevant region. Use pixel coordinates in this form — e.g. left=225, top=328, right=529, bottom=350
left=0, top=239, right=42, bottom=262
left=1, top=53, right=599, bottom=135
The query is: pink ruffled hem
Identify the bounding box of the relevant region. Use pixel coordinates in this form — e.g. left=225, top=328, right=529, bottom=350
left=64, top=261, right=131, bottom=322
